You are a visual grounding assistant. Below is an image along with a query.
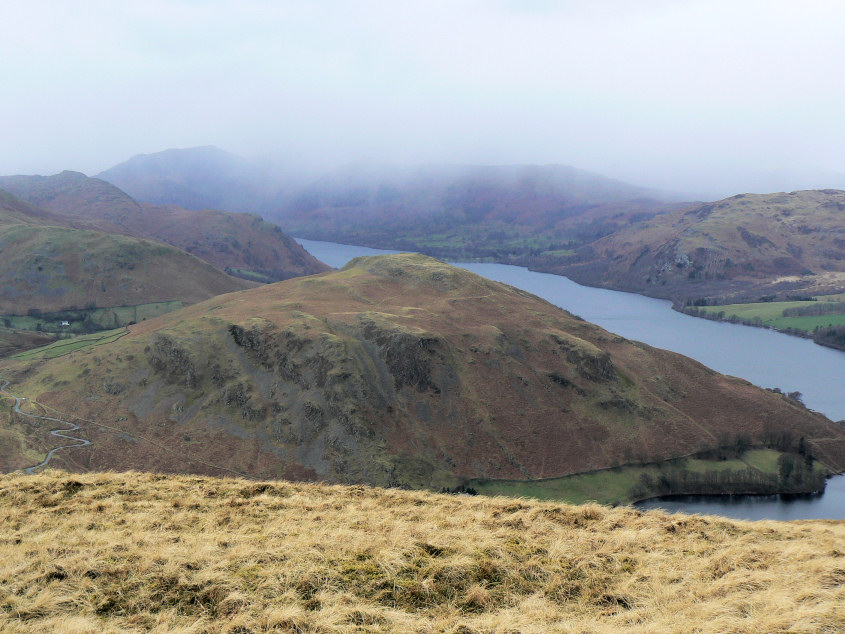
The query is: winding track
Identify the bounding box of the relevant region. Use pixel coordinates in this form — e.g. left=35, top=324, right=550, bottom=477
left=0, top=378, right=91, bottom=473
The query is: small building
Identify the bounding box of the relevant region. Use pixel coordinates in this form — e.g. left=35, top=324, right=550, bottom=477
left=60, top=320, right=70, bottom=327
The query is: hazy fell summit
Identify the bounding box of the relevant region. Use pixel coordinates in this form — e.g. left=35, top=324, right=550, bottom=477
left=273, top=161, right=681, bottom=223
left=98, top=148, right=685, bottom=218
left=98, top=148, right=694, bottom=264
left=97, top=146, right=282, bottom=213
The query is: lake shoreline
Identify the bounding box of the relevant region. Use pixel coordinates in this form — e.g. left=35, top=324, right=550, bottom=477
left=515, top=259, right=845, bottom=355
left=635, top=471, right=845, bottom=520
left=467, top=453, right=839, bottom=508
left=673, top=303, right=845, bottom=353
left=298, top=238, right=845, bottom=519
left=630, top=475, right=840, bottom=506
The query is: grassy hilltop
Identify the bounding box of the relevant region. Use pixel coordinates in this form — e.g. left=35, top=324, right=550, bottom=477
left=4, top=254, right=843, bottom=501
left=0, top=470, right=843, bottom=633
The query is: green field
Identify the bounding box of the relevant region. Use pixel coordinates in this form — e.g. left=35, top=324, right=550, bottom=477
left=0, top=301, right=183, bottom=335
left=768, top=314, right=845, bottom=330
left=469, top=449, right=821, bottom=505
left=697, top=294, right=845, bottom=333
left=471, top=466, right=657, bottom=505
left=224, top=268, right=276, bottom=283
left=739, top=448, right=782, bottom=473
left=9, top=328, right=127, bottom=361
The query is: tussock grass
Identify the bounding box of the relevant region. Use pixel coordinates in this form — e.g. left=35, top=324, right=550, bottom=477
left=1, top=470, right=843, bottom=633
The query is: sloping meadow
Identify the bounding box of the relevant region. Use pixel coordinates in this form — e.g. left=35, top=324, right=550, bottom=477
left=0, top=470, right=843, bottom=633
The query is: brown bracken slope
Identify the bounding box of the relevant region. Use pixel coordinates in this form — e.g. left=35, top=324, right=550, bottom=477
left=6, top=254, right=844, bottom=488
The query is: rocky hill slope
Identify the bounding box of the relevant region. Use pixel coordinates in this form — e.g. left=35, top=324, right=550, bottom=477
left=5, top=254, right=843, bottom=491
left=0, top=187, right=252, bottom=315
left=0, top=470, right=842, bottom=633
left=0, top=223, right=251, bottom=314
left=0, top=170, right=328, bottom=282
left=552, top=189, right=845, bottom=302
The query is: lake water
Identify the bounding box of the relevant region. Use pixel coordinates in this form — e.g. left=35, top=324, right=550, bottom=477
left=635, top=475, right=845, bottom=521
left=297, top=238, right=845, bottom=519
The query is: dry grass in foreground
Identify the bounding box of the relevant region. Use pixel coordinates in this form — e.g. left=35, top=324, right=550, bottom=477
left=0, top=471, right=843, bottom=633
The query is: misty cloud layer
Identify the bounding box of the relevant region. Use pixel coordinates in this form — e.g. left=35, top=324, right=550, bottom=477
left=3, top=0, right=845, bottom=197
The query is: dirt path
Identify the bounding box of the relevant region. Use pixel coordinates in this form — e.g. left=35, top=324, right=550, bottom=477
left=0, top=378, right=91, bottom=474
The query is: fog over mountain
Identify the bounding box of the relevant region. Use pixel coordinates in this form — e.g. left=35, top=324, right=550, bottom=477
left=3, top=1, right=845, bottom=197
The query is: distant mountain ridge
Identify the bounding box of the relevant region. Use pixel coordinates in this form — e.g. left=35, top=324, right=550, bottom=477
left=276, top=161, right=679, bottom=219
left=96, top=147, right=687, bottom=213
left=262, top=161, right=692, bottom=263
left=96, top=148, right=690, bottom=252
left=93, top=147, right=845, bottom=302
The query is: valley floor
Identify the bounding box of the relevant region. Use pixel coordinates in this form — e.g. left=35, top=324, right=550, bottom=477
left=1, top=470, right=843, bottom=633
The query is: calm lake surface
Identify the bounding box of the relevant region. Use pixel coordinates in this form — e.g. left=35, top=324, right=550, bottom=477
left=298, top=238, right=845, bottom=519
left=636, top=475, right=845, bottom=521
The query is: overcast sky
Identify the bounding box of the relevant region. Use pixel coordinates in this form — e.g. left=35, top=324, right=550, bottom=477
left=2, top=0, right=845, bottom=196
